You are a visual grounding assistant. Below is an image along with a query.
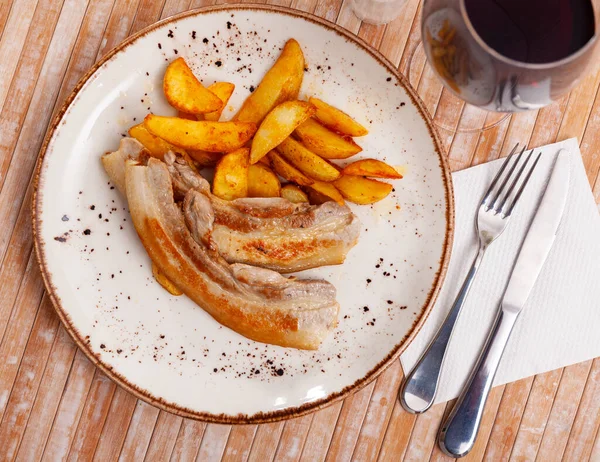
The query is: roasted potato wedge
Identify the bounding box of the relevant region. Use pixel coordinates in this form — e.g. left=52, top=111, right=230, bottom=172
left=212, top=147, right=250, bottom=200
left=342, top=158, right=403, bottom=179
left=250, top=101, right=315, bottom=164
left=152, top=262, right=182, bottom=296
left=163, top=57, right=222, bottom=114
left=309, top=97, right=368, bottom=137
left=306, top=181, right=345, bottom=206
left=295, top=118, right=362, bottom=159
left=281, top=184, right=309, bottom=203
left=177, top=111, right=198, bottom=121
left=248, top=164, right=281, bottom=198
left=234, top=39, right=305, bottom=125
left=268, top=151, right=314, bottom=186
left=128, top=123, right=185, bottom=159
left=144, top=114, right=256, bottom=152
left=276, top=137, right=341, bottom=182
left=204, top=82, right=235, bottom=122
left=334, top=175, right=393, bottom=204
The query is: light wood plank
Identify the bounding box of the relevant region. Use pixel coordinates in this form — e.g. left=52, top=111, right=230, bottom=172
left=402, top=402, right=446, bottom=461
left=118, top=401, right=160, bottom=461
left=377, top=397, right=417, bottom=462
left=483, top=377, right=535, bottom=462
left=93, top=387, right=138, bottom=462
left=42, top=349, right=96, bottom=461
left=66, top=371, right=117, bottom=461
left=273, top=414, right=314, bottom=462
left=16, top=327, right=78, bottom=462
left=0, top=0, right=15, bottom=40
left=0, top=0, right=39, bottom=112
left=196, top=424, right=232, bottom=461
left=562, top=359, right=600, bottom=462
left=222, top=425, right=258, bottom=462
left=299, top=403, right=342, bottom=462
left=351, top=361, right=403, bottom=462
left=144, top=411, right=183, bottom=461
left=509, top=369, right=563, bottom=461
left=170, top=419, right=207, bottom=461
left=0, top=297, right=59, bottom=460
left=247, top=421, right=285, bottom=462
left=536, top=361, right=593, bottom=462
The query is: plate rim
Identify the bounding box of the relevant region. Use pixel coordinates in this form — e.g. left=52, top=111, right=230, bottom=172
left=32, top=3, right=455, bottom=424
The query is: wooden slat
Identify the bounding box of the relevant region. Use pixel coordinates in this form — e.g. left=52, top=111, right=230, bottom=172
left=0, top=0, right=15, bottom=40
left=118, top=401, right=160, bottom=460
left=247, top=422, right=285, bottom=462
left=222, top=425, right=258, bottom=462
left=377, top=398, right=417, bottom=461
left=402, top=402, right=447, bottom=461
left=170, top=419, right=207, bottom=461
left=273, top=414, right=314, bottom=461
left=143, top=411, right=183, bottom=461
left=196, top=424, right=232, bottom=461
left=298, top=403, right=342, bottom=462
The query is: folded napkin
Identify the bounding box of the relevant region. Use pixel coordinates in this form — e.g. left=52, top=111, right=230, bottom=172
left=400, top=138, right=600, bottom=404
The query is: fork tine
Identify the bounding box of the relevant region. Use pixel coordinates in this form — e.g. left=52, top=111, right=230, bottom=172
left=498, top=149, right=535, bottom=215
left=482, top=143, right=520, bottom=208
left=489, top=145, right=527, bottom=212
left=504, top=151, right=542, bottom=217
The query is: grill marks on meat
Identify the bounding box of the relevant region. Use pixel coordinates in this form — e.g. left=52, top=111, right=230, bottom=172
left=125, top=159, right=339, bottom=349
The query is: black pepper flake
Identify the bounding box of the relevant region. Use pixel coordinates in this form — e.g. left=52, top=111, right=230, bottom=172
left=158, top=43, right=162, bottom=49
left=191, top=30, right=196, bottom=39
left=363, top=306, right=370, bottom=312
left=400, top=102, right=406, bottom=107
left=213, top=368, right=218, bottom=372
left=54, top=236, right=67, bottom=243
left=387, top=300, right=393, bottom=304
left=173, top=49, right=178, bottom=54
left=386, top=77, right=392, bottom=82
left=168, top=29, right=173, bottom=38
left=61, top=215, right=69, bottom=221
left=83, top=229, right=91, bottom=235
left=215, top=60, right=222, bottom=67
left=100, top=344, right=105, bottom=349
left=276, top=369, right=284, bottom=376
left=203, top=37, right=209, bottom=43
left=90, top=205, right=95, bottom=210
left=366, top=279, right=371, bottom=283
left=226, top=21, right=232, bottom=29
left=249, top=85, right=255, bottom=93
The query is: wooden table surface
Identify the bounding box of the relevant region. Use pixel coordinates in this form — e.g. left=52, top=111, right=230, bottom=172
left=1, top=0, right=600, bottom=460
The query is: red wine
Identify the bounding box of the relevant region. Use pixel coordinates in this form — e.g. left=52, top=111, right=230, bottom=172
left=464, top=0, right=595, bottom=64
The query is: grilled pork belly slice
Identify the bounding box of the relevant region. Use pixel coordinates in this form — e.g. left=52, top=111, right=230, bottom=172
left=165, top=152, right=361, bottom=273
left=125, top=158, right=339, bottom=349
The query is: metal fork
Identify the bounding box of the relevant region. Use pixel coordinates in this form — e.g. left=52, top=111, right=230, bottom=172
left=400, top=144, right=541, bottom=414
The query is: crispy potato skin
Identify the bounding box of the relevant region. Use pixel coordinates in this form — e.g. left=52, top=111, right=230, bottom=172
left=204, top=81, right=235, bottom=122
left=294, top=118, right=362, bottom=159
left=250, top=101, right=315, bottom=164
left=144, top=114, right=256, bottom=152
left=342, top=158, right=403, bottom=179
left=268, top=151, right=315, bottom=186
left=213, top=147, right=250, bottom=200
left=307, top=181, right=345, bottom=205
left=334, top=175, right=393, bottom=204
left=234, top=39, right=305, bottom=125
left=309, top=97, right=368, bottom=137
left=281, top=184, right=309, bottom=203
left=277, top=137, right=340, bottom=181
left=163, top=57, right=222, bottom=114
left=248, top=164, right=281, bottom=198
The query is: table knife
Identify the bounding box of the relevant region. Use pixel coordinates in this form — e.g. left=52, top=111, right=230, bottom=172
left=438, top=150, right=571, bottom=458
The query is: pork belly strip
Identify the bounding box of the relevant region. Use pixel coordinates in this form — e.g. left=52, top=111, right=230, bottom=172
left=165, top=152, right=361, bottom=273
left=125, top=158, right=339, bottom=349
left=102, top=139, right=360, bottom=273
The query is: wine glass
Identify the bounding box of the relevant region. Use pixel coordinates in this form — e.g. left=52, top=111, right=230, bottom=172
left=413, top=0, right=600, bottom=133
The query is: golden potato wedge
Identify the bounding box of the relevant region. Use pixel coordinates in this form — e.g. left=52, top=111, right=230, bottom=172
left=187, top=149, right=222, bottom=167
left=306, top=181, right=345, bottom=206
left=152, top=262, right=182, bottom=296
left=342, top=158, right=403, bottom=179
left=309, top=97, right=368, bottom=137
left=204, top=82, right=235, bottom=122
left=294, top=118, right=362, bottom=159
left=234, top=39, right=305, bottom=125
left=276, top=137, right=341, bottom=182
left=334, top=175, right=393, bottom=204
left=163, top=57, right=222, bottom=114
left=281, top=184, right=308, bottom=203
left=268, top=151, right=314, bottom=186
left=248, top=164, right=281, bottom=198
left=213, top=147, right=250, bottom=200
left=144, top=114, right=256, bottom=152
left=250, top=101, right=315, bottom=164
left=128, top=123, right=185, bottom=159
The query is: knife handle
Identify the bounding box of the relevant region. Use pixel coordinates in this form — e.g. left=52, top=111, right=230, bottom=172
left=400, top=248, right=486, bottom=414
left=438, top=308, right=519, bottom=458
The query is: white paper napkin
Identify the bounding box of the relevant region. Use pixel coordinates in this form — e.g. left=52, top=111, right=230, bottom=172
left=400, top=138, right=600, bottom=405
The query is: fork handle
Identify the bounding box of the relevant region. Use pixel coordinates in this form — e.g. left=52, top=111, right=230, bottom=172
left=438, top=308, right=519, bottom=458
left=400, top=247, right=486, bottom=414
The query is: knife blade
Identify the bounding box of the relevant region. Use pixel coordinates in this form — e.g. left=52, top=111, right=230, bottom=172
left=502, top=150, right=571, bottom=313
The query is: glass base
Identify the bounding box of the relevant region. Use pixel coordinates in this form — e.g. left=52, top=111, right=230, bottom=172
left=408, top=42, right=510, bottom=134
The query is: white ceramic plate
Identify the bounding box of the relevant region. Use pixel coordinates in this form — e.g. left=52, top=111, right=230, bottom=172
left=34, top=5, right=453, bottom=423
